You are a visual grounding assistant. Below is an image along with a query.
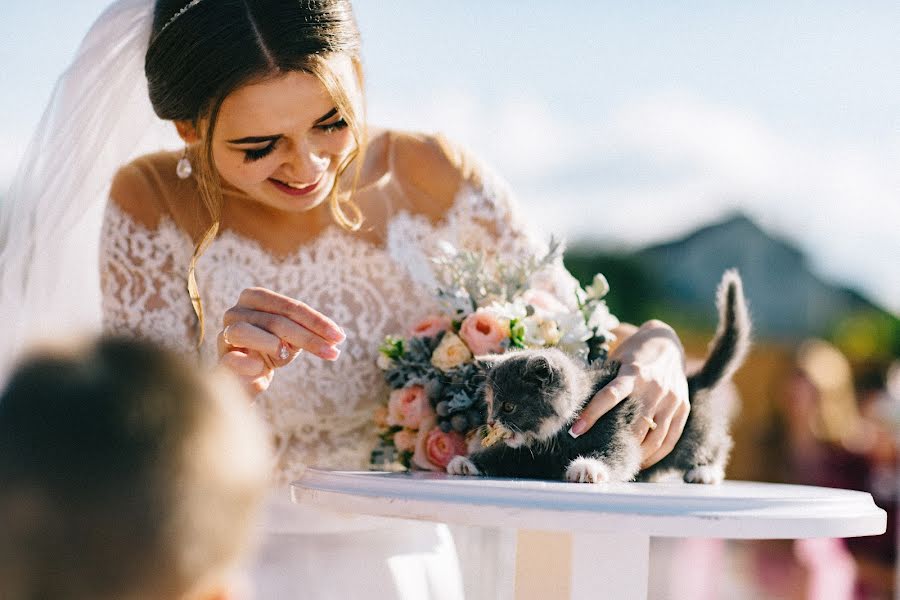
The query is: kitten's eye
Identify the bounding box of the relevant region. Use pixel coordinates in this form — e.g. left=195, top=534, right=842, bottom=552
left=501, top=401, right=516, bottom=414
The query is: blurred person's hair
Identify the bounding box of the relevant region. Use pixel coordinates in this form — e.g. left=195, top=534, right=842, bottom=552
left=0, top=336, right=271, bottom=600
left=795, top=338, right=861, bottom=445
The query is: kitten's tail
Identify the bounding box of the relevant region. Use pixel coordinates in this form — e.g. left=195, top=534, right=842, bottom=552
left=687, top=269, right=751, bottom=395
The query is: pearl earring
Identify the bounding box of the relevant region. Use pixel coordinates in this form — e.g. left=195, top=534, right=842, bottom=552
left=176, top=146, right=193, bottom=179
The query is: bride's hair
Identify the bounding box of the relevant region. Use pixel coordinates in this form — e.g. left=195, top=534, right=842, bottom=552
left=145, top=0, right=366, bottom=344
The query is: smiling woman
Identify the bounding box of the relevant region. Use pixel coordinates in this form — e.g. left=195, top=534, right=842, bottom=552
left=1, top=1, right=695, bottom=598
left=210, top=70, right=355, bottom=215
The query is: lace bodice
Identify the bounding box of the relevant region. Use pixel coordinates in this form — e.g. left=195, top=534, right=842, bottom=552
left=101, top=159, right=575, bottom=484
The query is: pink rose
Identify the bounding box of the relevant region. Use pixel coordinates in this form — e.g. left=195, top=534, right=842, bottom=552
left=412, top=417, right=441, bottom=471
left=458, top=310, right=509, bottom=356
left=387, top=386, right=434, bottom=429
left=413, top=417, right=468, bottom=471
left=393, top=429, right=417, bottom=453
left=410, top=315, right=452, bottom=338
left=522, top=288, right=568, bottom=313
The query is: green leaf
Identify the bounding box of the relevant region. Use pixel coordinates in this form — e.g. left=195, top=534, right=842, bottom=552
left=379, top=336, right=405, bottom=360
left=509, top=318, right=527, bottom=349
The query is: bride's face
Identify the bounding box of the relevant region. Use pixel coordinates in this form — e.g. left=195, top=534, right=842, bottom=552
left=209, top=57, right=357, bottom=214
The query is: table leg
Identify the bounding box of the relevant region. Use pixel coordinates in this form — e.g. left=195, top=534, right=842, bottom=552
left=570, top=532, right=649, bottom=600
left=514, top=530, right=573, bottom=599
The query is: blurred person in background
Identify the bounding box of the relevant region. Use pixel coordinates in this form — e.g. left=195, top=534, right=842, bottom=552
left=753, top=339, right=896, bottom=599
left=849, top=360, right=899, bottom=599
left=0, top=336, right=271, bottom=600
left=784, top=339, right=866, bottom=484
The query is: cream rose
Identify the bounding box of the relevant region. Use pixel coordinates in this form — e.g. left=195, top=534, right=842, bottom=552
left=430, top=332, right=473, bottom=372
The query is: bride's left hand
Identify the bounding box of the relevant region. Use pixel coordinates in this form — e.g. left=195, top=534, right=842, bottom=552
left=568, top=320, right=689, bottom=468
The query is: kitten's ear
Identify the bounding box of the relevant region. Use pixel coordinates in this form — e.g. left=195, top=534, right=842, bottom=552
left=525, top=355, right=556, bottom=386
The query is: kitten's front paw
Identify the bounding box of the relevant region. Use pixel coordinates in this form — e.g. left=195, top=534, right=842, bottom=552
left=565, top=457, right=611, bottom=483
left=447, top=455, right=481, bottom=476
left=684, top=465, right=724, bottom=484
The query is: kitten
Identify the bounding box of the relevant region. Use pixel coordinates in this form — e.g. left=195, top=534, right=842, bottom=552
left=447, top=269, right=750, bottom=484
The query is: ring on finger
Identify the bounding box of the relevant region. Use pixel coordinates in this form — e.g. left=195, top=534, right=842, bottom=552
left=278, top=340, right=291, bottom=361
left=641, top=415, right=658, bottom=431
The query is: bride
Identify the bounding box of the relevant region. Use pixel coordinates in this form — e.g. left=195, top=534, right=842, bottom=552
left=0, top=1, right=691, bottom=598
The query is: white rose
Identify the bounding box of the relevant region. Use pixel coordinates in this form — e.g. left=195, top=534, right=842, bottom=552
left=522, top=316, right=546, bottom=347
left=554, top=313, right=594, bottom=362
left=587, top=302, right=620, bottom=336
left=555, top=312, right=592, bottom=346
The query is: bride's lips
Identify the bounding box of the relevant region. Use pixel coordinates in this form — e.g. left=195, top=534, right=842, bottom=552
left=269, top=175, right=322, bottom=197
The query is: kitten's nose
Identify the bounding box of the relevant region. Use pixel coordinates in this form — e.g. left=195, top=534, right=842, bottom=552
left=487, top=418, right=495, bottom=426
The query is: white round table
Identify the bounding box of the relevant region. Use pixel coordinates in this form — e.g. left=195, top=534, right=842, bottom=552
left=292, top=469, right=887, bottom=599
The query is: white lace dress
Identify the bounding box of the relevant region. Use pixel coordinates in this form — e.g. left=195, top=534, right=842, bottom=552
left=100, top=156, right=572, bottom=599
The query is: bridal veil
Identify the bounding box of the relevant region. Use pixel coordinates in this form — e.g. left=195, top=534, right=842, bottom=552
left=0, top=0, right=179, bottom=382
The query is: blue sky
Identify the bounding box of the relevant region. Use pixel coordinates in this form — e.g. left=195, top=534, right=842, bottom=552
left=2, top=1, right=898, bottom=312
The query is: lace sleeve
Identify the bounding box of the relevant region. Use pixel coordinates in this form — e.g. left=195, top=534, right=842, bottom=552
left=99, top=200, right=197, bottom=357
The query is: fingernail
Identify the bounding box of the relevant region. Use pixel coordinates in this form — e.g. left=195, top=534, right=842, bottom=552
left=569, top=419, right=587, bottom=438
left=323, top=347, right=340, bottom=361
left=328, top=329, right=345, bottom=344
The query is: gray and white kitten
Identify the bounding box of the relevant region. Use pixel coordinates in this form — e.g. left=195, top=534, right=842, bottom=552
left=447, top=269, right=750, bottom=484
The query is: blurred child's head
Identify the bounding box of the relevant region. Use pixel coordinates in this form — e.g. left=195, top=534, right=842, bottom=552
left=0, top=336, right=271, bottom=600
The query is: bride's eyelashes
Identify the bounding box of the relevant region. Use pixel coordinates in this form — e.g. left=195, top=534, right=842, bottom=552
left=244, top=142, right=277, bottom=162
left=317, top=118, right=348, bottom=133
left=240, top=119, right=348, bottom=163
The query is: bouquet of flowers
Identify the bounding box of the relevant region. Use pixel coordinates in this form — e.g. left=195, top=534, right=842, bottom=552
left=370, top=239, right=619, bottom=471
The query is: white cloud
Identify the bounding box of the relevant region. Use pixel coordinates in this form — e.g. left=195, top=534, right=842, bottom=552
left=368, top=87, right=584, bottom=179
left=371, top=88, right=899, bottom=313
left=592, top=92, right=900, bottom=312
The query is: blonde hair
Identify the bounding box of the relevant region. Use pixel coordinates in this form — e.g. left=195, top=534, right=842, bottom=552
left=0, top=336, right=270, bottom=600
left=144, top=0, right=366, bottom=346
left=795, top=338, right=861, bottom=444
left=188, top=57, right=367, bottom=346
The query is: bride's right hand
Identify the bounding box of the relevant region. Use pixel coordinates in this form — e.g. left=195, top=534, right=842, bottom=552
left=216, top=287, right=345, bottom=396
